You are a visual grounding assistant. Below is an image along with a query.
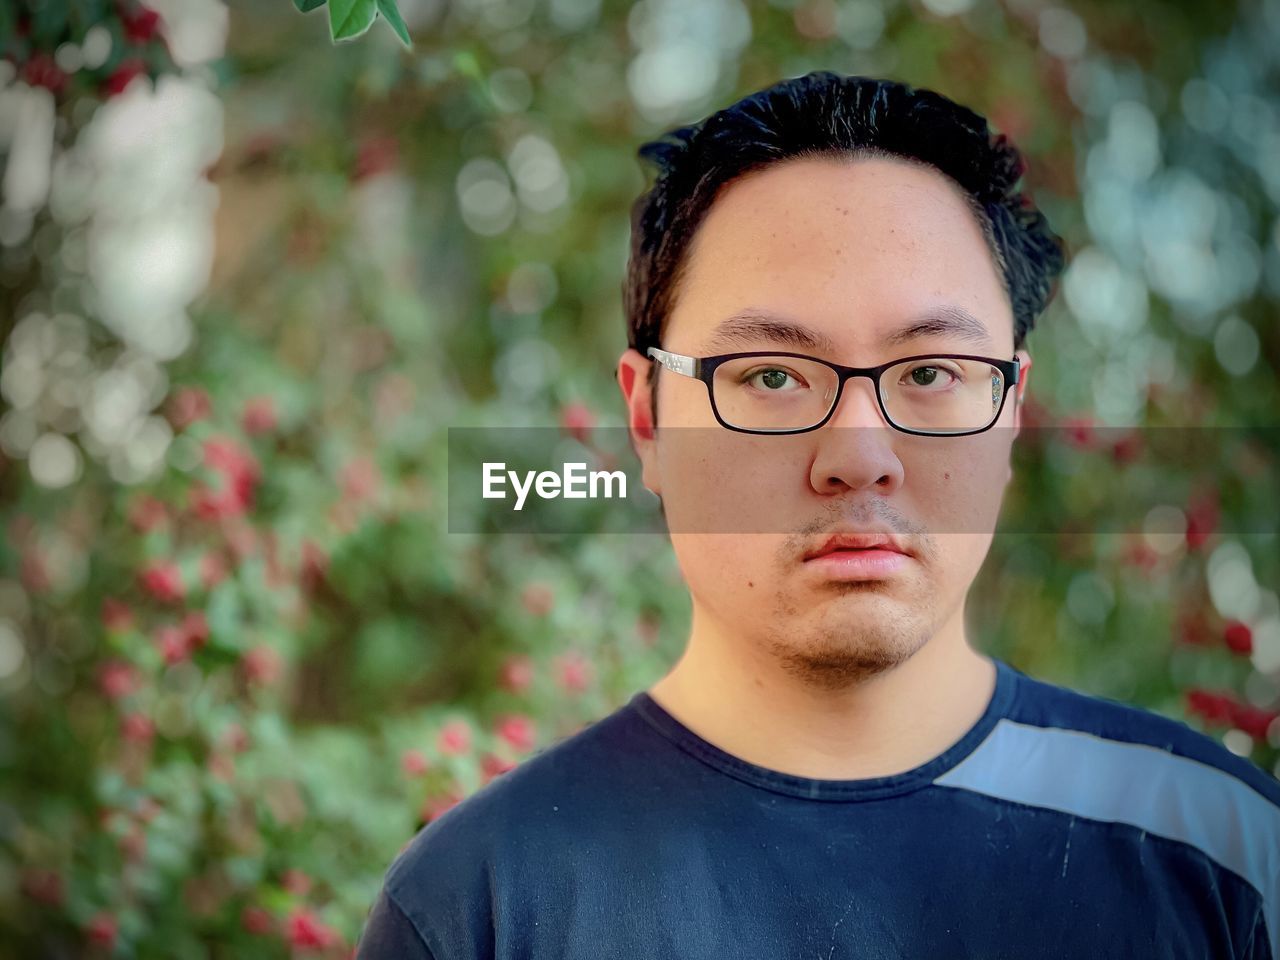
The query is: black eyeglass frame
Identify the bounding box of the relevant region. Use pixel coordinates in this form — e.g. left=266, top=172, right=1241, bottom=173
left=646, top=347, right=1021, bottom=437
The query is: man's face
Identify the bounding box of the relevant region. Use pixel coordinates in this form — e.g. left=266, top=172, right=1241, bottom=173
left=617, top=156, right=1031, bottom=690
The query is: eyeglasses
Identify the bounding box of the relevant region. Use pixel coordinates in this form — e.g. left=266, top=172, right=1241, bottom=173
left=646, top=347, right=1020, bottom=437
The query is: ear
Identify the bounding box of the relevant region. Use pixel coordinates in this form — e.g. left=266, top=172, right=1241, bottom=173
left=1006, top=348, right=1032, bottom=486
left=1011, top=348, right=1032, bottom=438
left=616, top=348, right=664, bottom=497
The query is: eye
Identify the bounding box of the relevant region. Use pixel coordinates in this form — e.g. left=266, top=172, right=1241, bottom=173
left=900, top=363, right=961, bottom=389
left=743, top=366, right=806, bottom=392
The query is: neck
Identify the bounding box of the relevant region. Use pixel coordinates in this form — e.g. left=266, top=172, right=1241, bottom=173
left=646, top=603, right=997, bottom=781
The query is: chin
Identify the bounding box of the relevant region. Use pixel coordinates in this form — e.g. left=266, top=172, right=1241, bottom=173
left=762, top=621, right=924, bottom=689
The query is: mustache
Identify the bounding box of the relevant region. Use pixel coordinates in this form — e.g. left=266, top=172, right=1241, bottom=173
left=784, top=505, right=937, bottom=558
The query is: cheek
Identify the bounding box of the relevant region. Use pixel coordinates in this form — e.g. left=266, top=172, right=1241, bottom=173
left=670, top=533, right=785, bottom=602
left=657, top=430, right=809, bottom=535
left=930, top=532, right=996, bottom=584
left=907, top=435, right=1012, bottom=536
left=658, top=375, right=718, bottom=428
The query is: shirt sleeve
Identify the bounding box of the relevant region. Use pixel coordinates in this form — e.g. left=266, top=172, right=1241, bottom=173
left=355, top=884, right=438, bottom=960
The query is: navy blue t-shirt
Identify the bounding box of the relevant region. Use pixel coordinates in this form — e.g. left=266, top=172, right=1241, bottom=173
left=356, top=657, right=1280, bottom=959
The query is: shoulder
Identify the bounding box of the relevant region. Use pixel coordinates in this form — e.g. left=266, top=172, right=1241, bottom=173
left=1000, top=666, right=1280, bottom=810
left=942, top=663, right=1280, bottom=946
left=379, top=702, right=639, bottom=944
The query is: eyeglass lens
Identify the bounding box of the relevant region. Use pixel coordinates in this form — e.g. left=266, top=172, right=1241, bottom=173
left=709, top=355, right=1007, bottom=434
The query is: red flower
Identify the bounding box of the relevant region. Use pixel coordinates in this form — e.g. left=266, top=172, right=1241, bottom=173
left=480, top=753, right=517, bottom=783
left=242, top=646, right=283, bottom=686
left=241, top=396, right=277, bottom=436
left=340, top=456, right=381, bottom=503
left=1110, top=431, right=1143, bottom=465
left=300, top=539, right=329, bottom=594
left=1185, top=490, right=1219, bottom=551
left=495, top=714, right=536, bottom=753
left=242, top=905, right=274, bottom=936
left=20, top=549, right=50, bottom=594
left=127, top=493, right=169, bottom=532
left=189, top=485, right=226, bottom=521
left=155, top=623, right=190, bottom=665
left=285, top=908, right=337, bottom=950
left=1230, top=703, right=1278, bottom=740
left=122, top=4, right=163, bottom=43
left=1175, top=610, right=1212, bottom=647
left=86, top=911, right=117, bottom=949
left=1121, top=537, right=1159, bottom=573
left=101, top=597, right=134, bottom=632
left=353, top=135, right=400, bottom=181
left=220, top=723, right=250, bottom=754
left=135, top=796, right=162, bottom=822
left=99, top=660, right=138, bottom=699
left=191, top=437, right=260, bottom=520
left=521, top=582, right=554, bottom=617
left=1223, top=620, right=1253, bottom=656
left=498, top=654, right=534, bottom=694
left=139, top=561, right=184, bottom=604
left=182, top=610, right=209, bottom=651
left=168, top=386, right=211, bottom=429
left=991, top=96, right=1030, bottom=143
left=200, top=551, right=229, bottom=589
left=1061, top=416, right=1094, bottom=450
left=555, top=651, right=592, bottom=694
left=21, top=54, right=67, bottom=95
left=20, top=868, right=64, bottom=906
left=122, top=712, right=154, bottom=743
left=1185, top=689, right=1234, bottom=726
left=420, top=789, right=463, bottom=823
left=560, top=402, right=595, bottom=444
left=225, top=521, right=259, bottom=561
left=207, top=752, right=235, bottom=782
left=401, top=749, right=429, bottom=776
left=120, top=826, right=147, bottom=863
left=437, top=719, right=471, bottom=756
left=103, top=58, right=147, bottom=98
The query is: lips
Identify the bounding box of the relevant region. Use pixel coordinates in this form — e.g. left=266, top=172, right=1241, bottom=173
left=803, top=532, right=912, bottom=561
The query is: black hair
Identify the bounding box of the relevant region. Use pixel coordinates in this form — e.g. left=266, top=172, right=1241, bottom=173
left=623, top=71, right=1067, bottom=419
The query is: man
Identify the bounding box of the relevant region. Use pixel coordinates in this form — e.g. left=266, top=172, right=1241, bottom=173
left=357, top=72, right=1279, bottom=959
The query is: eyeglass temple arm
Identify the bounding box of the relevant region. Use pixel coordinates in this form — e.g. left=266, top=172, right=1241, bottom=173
left=647, top=347, right=698, bottom=377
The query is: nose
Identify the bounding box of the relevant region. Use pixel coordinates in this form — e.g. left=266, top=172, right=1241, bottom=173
left=809, top=375, right=904, bottom=496
left=826, top=375, right=889, bottom=430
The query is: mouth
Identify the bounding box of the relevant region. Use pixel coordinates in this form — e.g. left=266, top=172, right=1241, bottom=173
left=801, top=532, right=913, bottom=581
left=802, top=532, right=912, bottom=561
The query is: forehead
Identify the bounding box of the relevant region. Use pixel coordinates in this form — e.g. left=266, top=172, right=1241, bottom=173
left=667, top=156, right=1013, bottom=354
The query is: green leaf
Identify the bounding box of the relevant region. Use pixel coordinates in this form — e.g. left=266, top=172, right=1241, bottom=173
left=328, top=0, right=378, bottom=42
left=293, top=0, right=327, bottom=10
left=30, top=2, right=70, bottom=47
left=376, top=0, right=412, bottom=48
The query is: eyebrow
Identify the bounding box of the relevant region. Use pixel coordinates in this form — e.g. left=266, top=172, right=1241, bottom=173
left=882, top=306, right=994, bottom=349
left=704, top=306, right=995, bottom=353
left=704, top=312, right=838, bottom=353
